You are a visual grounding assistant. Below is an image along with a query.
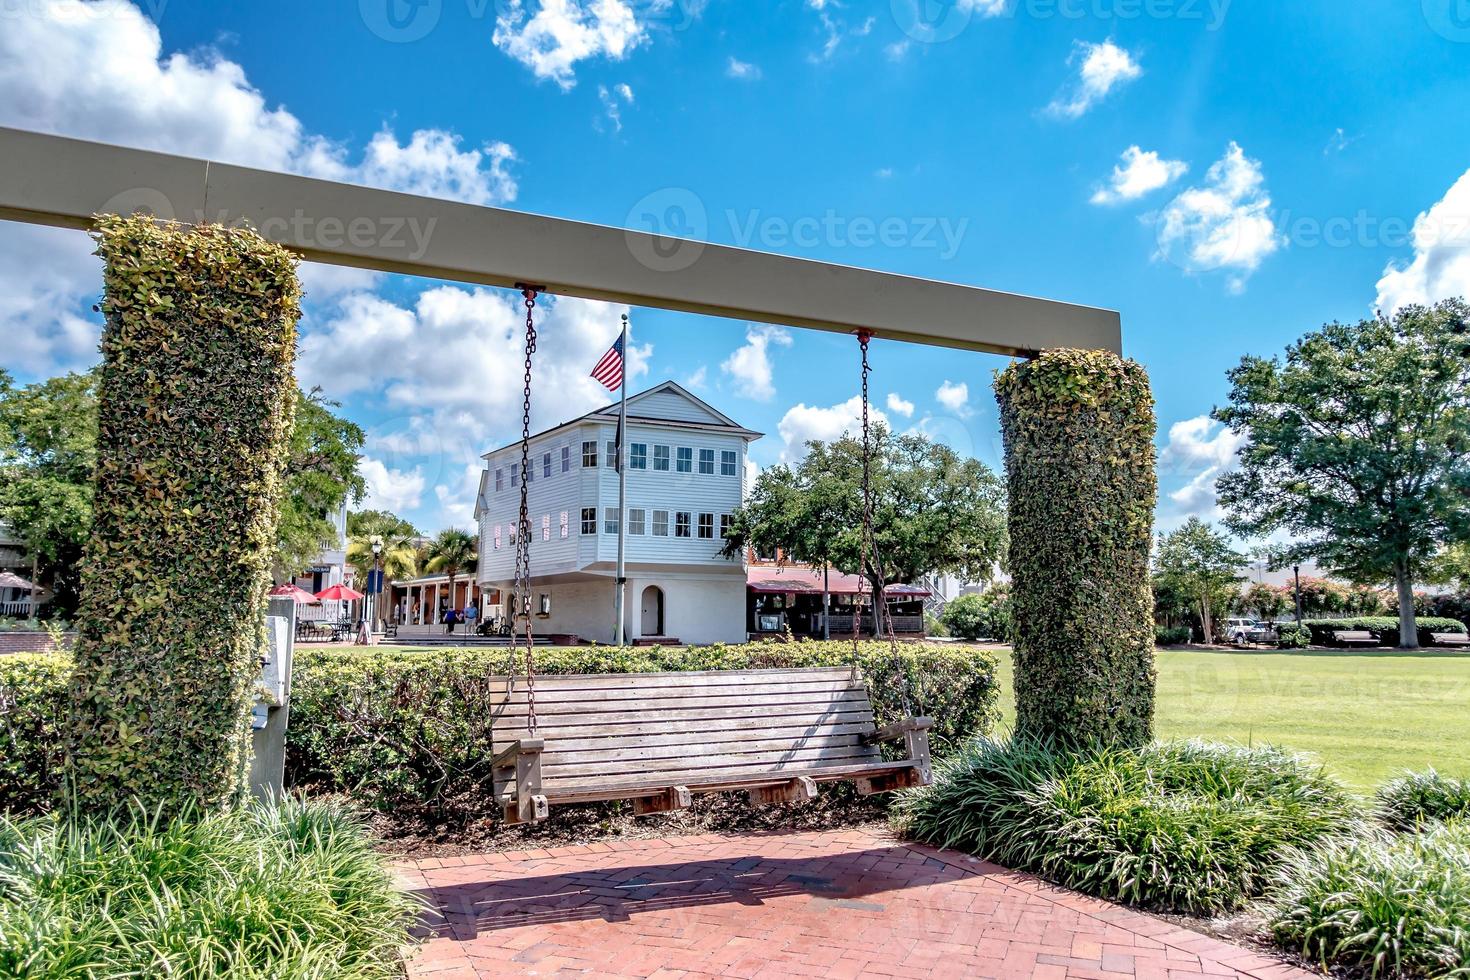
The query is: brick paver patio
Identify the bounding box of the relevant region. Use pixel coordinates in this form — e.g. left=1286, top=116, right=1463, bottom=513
left=399, top=828, right=1315, bottom=980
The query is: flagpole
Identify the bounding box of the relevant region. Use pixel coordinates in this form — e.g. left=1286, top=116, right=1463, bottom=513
left=614, top=314, right=630, bottom=647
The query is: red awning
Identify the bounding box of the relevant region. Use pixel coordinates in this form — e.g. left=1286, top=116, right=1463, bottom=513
left=747, top=566, right=929, bottom=598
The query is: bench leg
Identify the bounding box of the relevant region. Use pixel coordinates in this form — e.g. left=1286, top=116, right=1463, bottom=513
left=856, top=767, right=926, bottom=796
left=632, top=786, right=691, bottom=816
left=499, top=747, right=548, bottom=826
left=748, top=776, right=818, bottom=805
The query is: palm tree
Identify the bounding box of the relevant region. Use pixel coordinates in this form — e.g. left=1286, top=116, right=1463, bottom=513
left=347, top=511, right=420, bottom=622
left=424, top=528, right=478, bottom=614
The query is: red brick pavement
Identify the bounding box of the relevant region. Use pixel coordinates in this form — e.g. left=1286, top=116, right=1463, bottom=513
left=398, top=828, right=1316, bottom=980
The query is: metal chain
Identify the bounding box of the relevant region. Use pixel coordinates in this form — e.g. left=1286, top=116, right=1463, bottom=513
left=515, top=287, right=539, bottom=732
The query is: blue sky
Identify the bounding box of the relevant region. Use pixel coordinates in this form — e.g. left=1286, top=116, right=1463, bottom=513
left=3, top=0, right=1470, bottom=535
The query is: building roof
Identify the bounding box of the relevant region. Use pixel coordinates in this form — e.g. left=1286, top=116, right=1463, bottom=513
left=747, top=566, right=931, bottom=598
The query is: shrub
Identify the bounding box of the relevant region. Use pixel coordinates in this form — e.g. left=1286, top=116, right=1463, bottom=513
left=1302, top=616, right=1467, bottom=647
left=288, top=640, right=1001, bottom=814
left=894, top=736, right=1360, bottom=915
left=69, top=217, right=299, bottom=816
left=1154, top=625, right=1191, bottom=646
left=1266, top=819, right=1470, bottom=977
left=1276, top=624, right=1311, bottom=649
left=0, top=797, right=418, bottom=979
left=941, top=588, right=1011, bottom=641
left=1377, top=770, right=1470, bottom=830
left=0, top=653, right=71, bottom=815
left=995, top=348, right=1158, bottom=747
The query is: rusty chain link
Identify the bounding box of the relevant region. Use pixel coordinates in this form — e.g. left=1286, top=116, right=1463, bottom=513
left=515, top=286, right=539, bottom=732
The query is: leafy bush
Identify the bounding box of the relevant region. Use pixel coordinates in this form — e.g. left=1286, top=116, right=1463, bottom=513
left=0, top=797, right=418, bottom=979
left=894, top=736, right=1360, bottom=915
left=1276, top=624, right=1312, bottom=649
left=940, top=588, right=1011, bottom=641
left=1154, top=625, right=1191, bottom=646
left=995, top=348, right=1158, bottom=747
left=1378, top=770, right=1470, bottom=830
left=70, top=217, right=300, bottom=816
left=288, top=640, right=1001, bottom=814
left=0, top=653, right=71, bottom=815
left=1266, top=819, right=1470, bottom=977
left=1302, top=616, right=1467, bottom=647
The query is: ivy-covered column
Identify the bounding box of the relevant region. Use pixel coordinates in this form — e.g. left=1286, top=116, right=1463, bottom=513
left=994, top=348, right=1158, bottom=746
left=67, top=217, right=300, bottom=815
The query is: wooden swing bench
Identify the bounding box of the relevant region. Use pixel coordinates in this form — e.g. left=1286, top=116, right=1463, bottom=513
left=489, top=666, right=933, bottom=825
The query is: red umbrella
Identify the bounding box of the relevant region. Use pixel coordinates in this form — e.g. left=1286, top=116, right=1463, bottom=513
left=269, top=583, right=317, bottom=603
left=315, top=584, right=365, bottom=602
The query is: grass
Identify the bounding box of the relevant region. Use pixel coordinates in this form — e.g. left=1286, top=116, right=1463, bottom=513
left=0, top=796, right=419, bottom=979
left=988, top=646, right=1470, bottom=791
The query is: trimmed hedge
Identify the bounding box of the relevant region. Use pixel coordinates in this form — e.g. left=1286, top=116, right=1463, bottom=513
left=1153, top=625, right=1191, bottom=646
left=0, top=653, right=71, bottom=815
left=68, top=217, right=300, bottom=816
left=287, top=641, right=1002, bottom=814
left=995, top=348, right=1158, bottom=747
left=1302, top=616, right=1467, bottom=647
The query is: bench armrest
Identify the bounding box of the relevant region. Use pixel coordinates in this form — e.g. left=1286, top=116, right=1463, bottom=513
left=491, top=738, right=544, bottom=770
left=862, top=717, right=933, bottom=746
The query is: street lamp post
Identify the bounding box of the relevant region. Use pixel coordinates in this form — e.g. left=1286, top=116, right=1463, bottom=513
left=370, top=535, right=383, bottom=640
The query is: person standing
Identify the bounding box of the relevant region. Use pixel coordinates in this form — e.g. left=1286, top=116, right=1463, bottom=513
left=443, top=606, right=457, bottom=635
left=464, top=597, right=479, bottom=636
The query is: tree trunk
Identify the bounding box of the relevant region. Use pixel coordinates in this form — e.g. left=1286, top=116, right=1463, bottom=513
left=1199, top=594, right=1213, bottom=645
left=1395, top=563, right=1418, bottom=649
left=28, top=553, right=39, bottom=620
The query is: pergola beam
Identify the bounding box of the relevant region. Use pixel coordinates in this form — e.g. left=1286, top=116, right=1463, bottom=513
left=0, top=126, right=1120, bottom=356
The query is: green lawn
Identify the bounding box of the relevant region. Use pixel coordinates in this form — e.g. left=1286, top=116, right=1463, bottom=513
left=991, top=646, right=1470, bottom=791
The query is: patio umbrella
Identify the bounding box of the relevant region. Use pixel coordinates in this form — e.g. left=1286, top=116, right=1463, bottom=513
left=314, top=584, right=365, bottom=602
left=0, top=571, right=34, bottom=590
left=268, top=583, right=317, bottom=603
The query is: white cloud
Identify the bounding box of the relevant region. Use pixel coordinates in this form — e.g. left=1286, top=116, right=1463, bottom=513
left=0, top=0, right=521, bottom=379
left=1090, top=146, right=1187, bottom=205
left=1154, top=142, right=1280, bottom=293
left=359, top=458, right=427, bottom=514
left=720, top=325, right=792, bottom=401
left=885, top=41, right=911, bottom=61
left=684, top=365, right=709, bottom=390
left=776, top=396, right=889, bottom=462
left=934, top=380, right=972, bottom=417
left=1169, top=466, right=1227, bottom=521
left=726, top=57, right=762, bottom=80
left=597, top=82, right=635, bottom=131
left=1374, top=168, right=1470, bottom=314
left=886, top=392, right=915, bottom=417
left=1047, top=40, right=1141, bottom=119
left=1160, top=415, right=1244, bottom=472
left=806, top=0, right=874, bottom=60
left=493, top=0, right=647, bottom=90
left=875, top=167, right=895, bottom=179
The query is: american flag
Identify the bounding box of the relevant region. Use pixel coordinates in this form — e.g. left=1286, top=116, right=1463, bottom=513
left=590, top=334, right=625, bottom=392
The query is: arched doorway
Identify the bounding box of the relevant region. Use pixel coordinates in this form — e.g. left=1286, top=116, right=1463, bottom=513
left=641, top=585, right=664, bottom=637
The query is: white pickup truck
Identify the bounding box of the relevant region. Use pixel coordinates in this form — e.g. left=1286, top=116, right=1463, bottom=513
left=1223, top=618, right=1276, bottom=645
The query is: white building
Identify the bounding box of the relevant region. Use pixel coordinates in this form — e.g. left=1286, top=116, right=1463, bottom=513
left=474, top=382, right=759, bottom=645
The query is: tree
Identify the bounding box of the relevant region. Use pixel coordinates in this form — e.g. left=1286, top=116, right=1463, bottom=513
left=347, top=510, right=420, bottom=617
left=424, top=528, right=477, bottom=611
left=1241, top=582, right=1287, bottom=622
left=723, top=428, right=1007, bottom=616
left=1153, top=518, right=1244, bottom=643
left=1214, top=300, right=1470, bottom=648
left=0, top=369, right=97, bottom=618
left=274, top=387, right=366, bottom=581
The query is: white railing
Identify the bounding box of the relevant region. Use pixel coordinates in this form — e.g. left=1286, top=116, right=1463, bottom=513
left=0, top=600, right=43, bottom=617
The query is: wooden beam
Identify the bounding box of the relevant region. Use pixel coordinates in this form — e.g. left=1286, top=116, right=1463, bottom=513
left=0, top=126, right=1122, bottom=358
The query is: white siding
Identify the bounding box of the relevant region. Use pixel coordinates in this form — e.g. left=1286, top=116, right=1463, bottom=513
left=620, top=388, right=727, bottom=425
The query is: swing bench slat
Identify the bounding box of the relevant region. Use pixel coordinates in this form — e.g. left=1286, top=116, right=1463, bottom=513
left=490, top=666, right=932, bottom=825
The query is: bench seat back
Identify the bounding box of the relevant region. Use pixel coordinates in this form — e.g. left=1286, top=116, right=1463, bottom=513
left=490, top=666, right=884, bottom=802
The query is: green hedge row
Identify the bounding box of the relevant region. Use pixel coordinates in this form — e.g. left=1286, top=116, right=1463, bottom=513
left=287, top=641, right=1001, bottom=814
left=1302, top=616, right=1467, bottom=647
left=0, top=654, right=71, bottom=815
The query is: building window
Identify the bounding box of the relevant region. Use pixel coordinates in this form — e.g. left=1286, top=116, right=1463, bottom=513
left=698, top=513, right=714, bottom=539
left=559, top=511, right=569, bottom=538
left=508, top=523, right=517, bottom=544
left=676, top=447, right=693, bottom=473
left=628, top=508, right=646, bottom=535
left=495, top=469, right=504, bottom=491
left=698, top=449, right=715, bottom=475
left=582, top=441, right=598, bottom=468
left=721, top=450, right=738, bottom=477
left=675, top=512, right=691, bottom=538
left=542, top=452, right=552, bottom=479
left=720, top=514, right=733, bottom=539
left=542, top=514, right=551, bottom=541
left=604, top=507, right=620, bottom=534
left=606, top=441, right=620, bottom=469
left=561, top=446, right=571, bottom=472
left=510, top=463, right=519, bottom=487
left=652, top=510, right=669, bottom=536
left=581, top=508, right=597, bottom=534
left=653, top=445, right=670, bottom=471
left=630, top=443, right=647, bottom=469
left=538, top=593, right=552, bottom=616
left=494, top=524, right=502, bottom=549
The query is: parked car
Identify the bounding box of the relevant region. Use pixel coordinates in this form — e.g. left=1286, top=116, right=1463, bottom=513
left=1223, top=618, right=1276, bottom=645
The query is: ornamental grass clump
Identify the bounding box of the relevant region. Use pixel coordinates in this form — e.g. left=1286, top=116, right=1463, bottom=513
left=893, top=736, right=1360, bottom=915
left=1265, top=819, right=1470, bottom=977
left=0, top=797, right=419, bottom=979
left=1377, top=769, right=1470, bottom=831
